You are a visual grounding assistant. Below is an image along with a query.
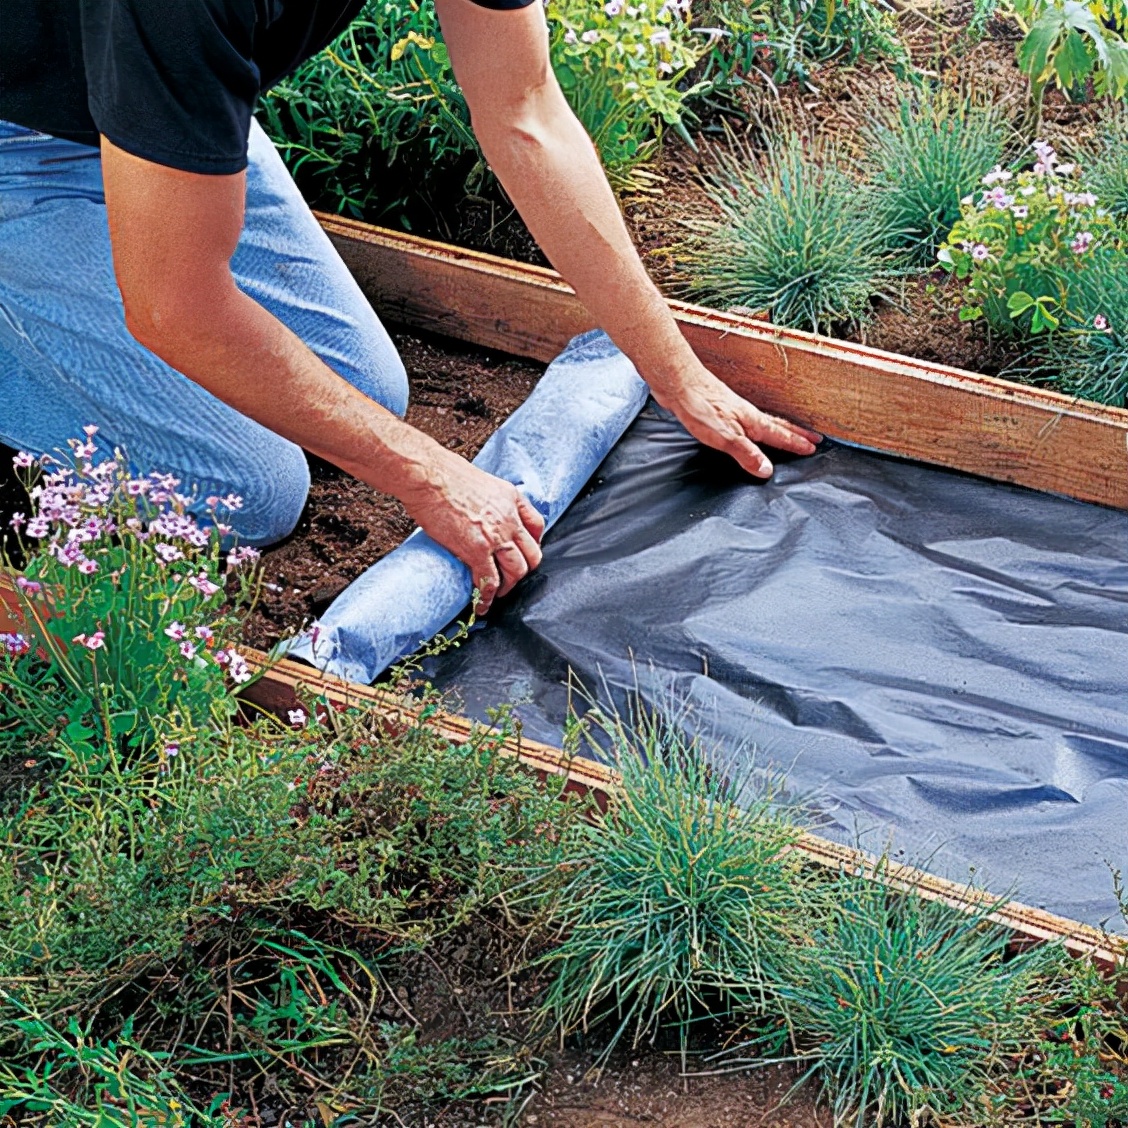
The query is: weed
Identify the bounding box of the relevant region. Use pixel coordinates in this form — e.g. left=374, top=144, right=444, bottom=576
left=864, top=91, right=1009, bottom=263
left=697, top=0, right=910, bottom=90
left=538, top=707, right=811, bottom=1066
left=745, top=876, right=1053, bottom=1126
left=683, top=133, right=893, bottom=334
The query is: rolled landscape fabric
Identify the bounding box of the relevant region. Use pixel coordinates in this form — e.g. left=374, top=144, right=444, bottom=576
left=283, top=330, right=649, bottom=684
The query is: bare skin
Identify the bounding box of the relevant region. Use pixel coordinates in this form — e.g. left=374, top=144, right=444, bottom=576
left=103, top=0, right=821, bottom=612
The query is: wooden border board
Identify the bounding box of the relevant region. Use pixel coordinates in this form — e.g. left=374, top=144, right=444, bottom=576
left=318, top=214, right=1128, bottom=512
left=243, top=650, right=1128, bottom=976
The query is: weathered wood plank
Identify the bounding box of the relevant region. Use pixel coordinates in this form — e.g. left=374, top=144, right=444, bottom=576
left=319, top=214, right=1128, bottom=511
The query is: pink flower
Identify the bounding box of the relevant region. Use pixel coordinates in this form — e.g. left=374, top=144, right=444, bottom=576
left=179, top=640, right=197, bottom=659
left=164, top=741, right=179, bottom=758
left=126, top=479, right=151, bottom=496
left=1011, top=205, right=1028, bottom=219
left=219, top=493, right=244, bottom=511
left=0, top=632, right=30, bottom=656
left=563, top=28, right=578, bottom=42
left=73, top=630, right=105, bottom=651
left=25, top=517, right=50, bottom=538
left=195, top=625, right=214, bottom=642
left=82, top=424, right=99, bottom=437
left=155, top=543, right=184, bottom=564
left=971, top=243, right=990, bottom=261
left=605, top=0, right=623, bottom=13
left=189, top=572, right=221, bottom=596
left=981, top=166, right=1013, bottom=186
left=9, top=512, right=25, bottom=529
left=1094, top=314, right=1111, bottom=332
left=581, top=28, right=599, bottom=41
left=77, top=559, right=99, bottom=575
left=226, top=650, right=252, bottom=684
left=15, top=577, right=41, bottom=595
left=288, top=708, right=308, bottom=727
left=226, top=545, right=261, bottom=570
left=12, top=452, right=36, bottom=469
left=164, top=621, right=186, bottom=640
left=649, top=28, right=672, bottom=45
left=1071, top=231, right=1094, bottom=254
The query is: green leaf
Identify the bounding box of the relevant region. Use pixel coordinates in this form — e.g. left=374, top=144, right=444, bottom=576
left=64, top=720, right=95, bottom=742
left=958, top=305, right=983, bottom=321
left=1007, top=290, right=1037, bottom=315
left=1019, top=14, right=1065, bottom=81
left=1054, top=27, right=1096, bottom=87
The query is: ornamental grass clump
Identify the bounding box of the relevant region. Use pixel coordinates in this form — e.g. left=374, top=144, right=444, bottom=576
left=938, top=139, right=1120, bottom=335
left=1083, top=110, right=1128, bottom=223
left=1038, top=248, right=1128, bottom=405
left=863, top=92, right=1010, bottom=263
left=751, top=876, right=1050, bottom=1127
left=1, top=432, right=262, bottom=771
left=538, top=710, right=812, bottom=1066
left=683, top=134, right=892, bottom=334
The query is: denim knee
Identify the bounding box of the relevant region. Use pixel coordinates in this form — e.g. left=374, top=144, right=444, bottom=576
left=221, top=435, right=311, bottom=547
left=327, top=317, right=410, bottom=420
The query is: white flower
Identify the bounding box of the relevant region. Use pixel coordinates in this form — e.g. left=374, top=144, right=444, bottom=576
left=288, top=708, right=308, bottom=728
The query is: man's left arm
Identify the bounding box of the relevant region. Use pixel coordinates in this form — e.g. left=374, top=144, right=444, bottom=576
left=434, top=0, right=821, bottom=478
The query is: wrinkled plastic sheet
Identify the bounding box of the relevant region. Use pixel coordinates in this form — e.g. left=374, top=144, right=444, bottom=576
left=421, top=403, right=1128, bottom=930
left=285, top=331, right=648, bottom=680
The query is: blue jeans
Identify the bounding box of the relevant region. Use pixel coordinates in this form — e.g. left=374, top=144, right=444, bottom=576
left=0, top=119, right=409, bottom=545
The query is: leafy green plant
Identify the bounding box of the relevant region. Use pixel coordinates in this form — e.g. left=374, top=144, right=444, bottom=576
left=938, top=140, right=1118, bottom=334
left=1011, top=0, right=1128, bottom=123
left=1, top=432, right=260, bottom=773
left=683, top=133, right=893, bottom=333
left=744, top=876, right=1052, bottom=1127
left=863, top=92, right=1010, bottom=262
left=260, top=0, right=707, bottom=216
left=1007, top=956, right=1128, bottom=1127
left=539, top=708, right=810, bottom=1066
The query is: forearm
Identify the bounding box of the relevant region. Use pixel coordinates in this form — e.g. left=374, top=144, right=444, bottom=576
left=131, top=281, right=447, bottom=502
left=474, top=90, right=700, bottom=400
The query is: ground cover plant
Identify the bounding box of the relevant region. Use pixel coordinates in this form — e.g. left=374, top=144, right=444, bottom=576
left=1, top=438, right=1127, bottom=1125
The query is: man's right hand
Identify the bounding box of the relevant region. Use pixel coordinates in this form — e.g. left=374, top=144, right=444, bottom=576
left=403, top=448, right=545, bottom=613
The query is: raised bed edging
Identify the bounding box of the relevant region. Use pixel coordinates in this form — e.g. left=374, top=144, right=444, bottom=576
left=317, top=214, right=1128, bottom=513
left=243, top=650, right=1128, bottom=977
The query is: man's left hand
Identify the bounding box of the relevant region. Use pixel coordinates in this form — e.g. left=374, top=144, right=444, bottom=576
left=657, top=367, right=823, bottom=479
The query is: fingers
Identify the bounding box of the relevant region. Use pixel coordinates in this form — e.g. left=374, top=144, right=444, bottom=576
left=518, top=495, right=546, bottom=542
left=745, top=408, right=822, bottom=456
left=473, top=553, right=502, bottom=615
left=727, top=436, right=774, bottom=479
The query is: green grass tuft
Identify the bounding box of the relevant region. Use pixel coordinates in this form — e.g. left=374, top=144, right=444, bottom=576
left=1083, top=110, right=1128, bottom=225
left=682, top=134, right=892, bottom=335
left=756, top=875, right=1051, bottom=1126
left=539, top=708, right=812, bottom=1066
left=863, top=91, right=1010, bottom=263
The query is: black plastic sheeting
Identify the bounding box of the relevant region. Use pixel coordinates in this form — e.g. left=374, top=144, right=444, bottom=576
left=424, top=403, right=1128, bottom=929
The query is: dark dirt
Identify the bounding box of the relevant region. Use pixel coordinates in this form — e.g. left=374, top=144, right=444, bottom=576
left=242, top=328, right=545, bottom=650
left=378, top=918, right=829, bottom=1128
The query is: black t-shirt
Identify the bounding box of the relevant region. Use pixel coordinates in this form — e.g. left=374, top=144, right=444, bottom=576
left=0, top=0, right=534, bottom=175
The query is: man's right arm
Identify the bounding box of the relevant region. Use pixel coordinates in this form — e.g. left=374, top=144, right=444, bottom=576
left=101, top=137, right=543, bottom=609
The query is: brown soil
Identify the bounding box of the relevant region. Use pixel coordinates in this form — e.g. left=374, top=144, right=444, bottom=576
left=242, top=328, right=545, bottom=650
left=377, top=919, right=829, bottom=1128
